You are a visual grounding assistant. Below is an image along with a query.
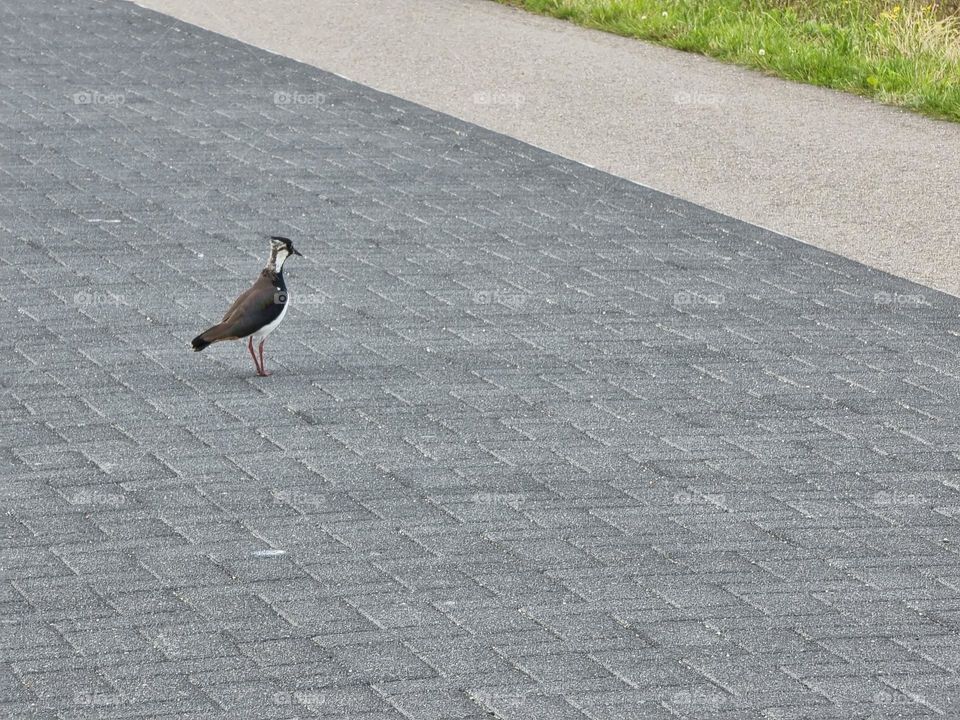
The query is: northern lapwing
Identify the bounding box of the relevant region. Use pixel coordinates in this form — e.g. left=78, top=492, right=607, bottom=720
left=191, top=236, right=303, bottom=376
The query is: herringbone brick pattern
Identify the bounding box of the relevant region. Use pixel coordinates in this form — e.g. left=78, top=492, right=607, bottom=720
left=3, top=1, right=960, bottom=717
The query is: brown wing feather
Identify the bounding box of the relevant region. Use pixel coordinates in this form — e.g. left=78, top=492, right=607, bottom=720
left=221, top=284, right=257, bottom=321
left=219, top=279, right=282, bottom=338
left=192, top=272, right=280, bottom=351
left=225, top=271, right=276, bottom=317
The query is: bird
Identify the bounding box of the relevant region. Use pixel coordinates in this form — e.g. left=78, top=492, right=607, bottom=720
left=191, top=236, right=303, bottom=376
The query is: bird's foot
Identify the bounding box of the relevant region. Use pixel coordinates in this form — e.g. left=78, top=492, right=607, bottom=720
left=256, top=370, right=272, bottom=377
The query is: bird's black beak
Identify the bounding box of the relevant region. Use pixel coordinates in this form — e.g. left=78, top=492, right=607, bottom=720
left=292, top=248, right=303, bottom=257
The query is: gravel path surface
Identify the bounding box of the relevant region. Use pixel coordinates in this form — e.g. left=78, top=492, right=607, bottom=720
left=133, top=0, right=960, bottom=297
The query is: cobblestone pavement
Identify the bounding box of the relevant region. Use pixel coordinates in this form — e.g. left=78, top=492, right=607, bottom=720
left=4, top=1, right=960, bottom=718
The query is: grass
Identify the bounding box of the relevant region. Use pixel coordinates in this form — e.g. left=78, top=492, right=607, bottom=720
left=494, top=0, right=960, bottom=122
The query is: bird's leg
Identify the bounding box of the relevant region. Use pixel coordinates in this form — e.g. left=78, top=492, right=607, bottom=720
left=247, top=337, right=263, bottom=375
left=257, top=339, right=271, bottom=377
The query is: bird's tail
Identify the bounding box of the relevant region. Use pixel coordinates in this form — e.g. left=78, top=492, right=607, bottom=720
left=191, top=323, right=230, bottom=352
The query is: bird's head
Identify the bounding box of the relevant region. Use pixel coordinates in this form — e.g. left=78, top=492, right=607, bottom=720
left=268, top=235, right=302, bottom=272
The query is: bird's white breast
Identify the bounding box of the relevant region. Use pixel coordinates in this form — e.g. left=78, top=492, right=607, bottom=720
left=254, top=292, right=289, bottom=340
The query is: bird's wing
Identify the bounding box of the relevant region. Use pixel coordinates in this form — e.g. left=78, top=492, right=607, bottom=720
left=217, top=274, right=284, bottom=339
left=221, top=283, right=258, bottom=322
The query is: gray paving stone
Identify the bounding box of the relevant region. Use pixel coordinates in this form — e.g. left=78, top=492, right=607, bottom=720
left=4, top=0, right=960, bottom=717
